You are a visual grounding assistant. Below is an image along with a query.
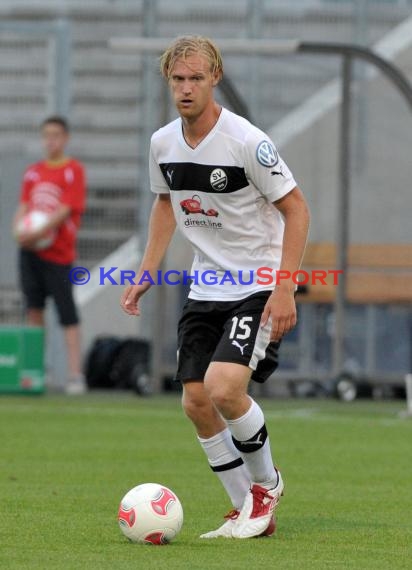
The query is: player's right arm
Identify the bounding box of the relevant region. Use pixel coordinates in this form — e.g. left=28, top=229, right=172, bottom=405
left=12, top=203, right=29, bottom=236
left=12, top=166, right=33, bottom=236
left=120, top=193, right=176, bottom=316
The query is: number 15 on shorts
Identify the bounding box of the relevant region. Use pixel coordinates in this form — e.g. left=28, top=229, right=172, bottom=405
left=229, top=316, right=253, bottom=340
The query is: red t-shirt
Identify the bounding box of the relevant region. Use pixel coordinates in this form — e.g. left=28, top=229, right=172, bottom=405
left=20, top=158, right=86, bottom=264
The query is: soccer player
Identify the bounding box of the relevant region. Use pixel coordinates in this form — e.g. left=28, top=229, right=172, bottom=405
left=13, top=116, right=87, bottom=395
left=121, top=36, right=310, bottom=538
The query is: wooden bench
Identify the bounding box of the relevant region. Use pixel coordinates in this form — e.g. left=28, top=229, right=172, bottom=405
left=298, top=243, right=412, bottom=303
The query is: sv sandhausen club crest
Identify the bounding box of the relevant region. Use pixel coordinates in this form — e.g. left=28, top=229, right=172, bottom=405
left=210, top=168, right=228, bottom=191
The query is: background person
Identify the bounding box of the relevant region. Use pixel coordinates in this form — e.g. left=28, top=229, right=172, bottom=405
left=13, top=116, right=87, bottom=395
left=121, top=36, right=310, bottom=538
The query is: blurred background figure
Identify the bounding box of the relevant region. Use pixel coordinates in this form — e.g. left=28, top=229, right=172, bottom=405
left=12, top=116, right=87, bottom=394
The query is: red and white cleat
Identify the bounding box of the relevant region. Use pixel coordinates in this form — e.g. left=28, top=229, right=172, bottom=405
left=232, top=471, right=284, bottom=539
left=200, top=509, right=239, bottom=538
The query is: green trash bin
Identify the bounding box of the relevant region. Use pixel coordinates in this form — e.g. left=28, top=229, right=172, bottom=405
left=0, top=326, right=45, bottom=394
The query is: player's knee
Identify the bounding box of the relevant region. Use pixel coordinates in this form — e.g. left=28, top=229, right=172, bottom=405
left=181, top=396, right=198, bottom=421
left=181, top=383, right=210, bottom=421
left=204, top=371, right=233, bottom=415
left=204, top=364, right=249, bottom=418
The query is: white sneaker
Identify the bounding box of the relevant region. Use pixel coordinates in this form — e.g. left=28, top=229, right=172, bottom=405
left=65, top=375, right=87, bottom=395
left=200, top=508, right=276, bottom=539
left=199, top=509, right=239, bottom=538
left=232, top=471, right=284, bottom=539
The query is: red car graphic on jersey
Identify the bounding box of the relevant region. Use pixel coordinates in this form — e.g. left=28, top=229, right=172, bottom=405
left=180, top=195, right=219, bottom=217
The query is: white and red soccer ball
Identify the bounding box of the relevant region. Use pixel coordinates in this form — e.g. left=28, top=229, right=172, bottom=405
left=118, top=483, right=183, bottom=545
left=16, top=210, right=55, bottom=250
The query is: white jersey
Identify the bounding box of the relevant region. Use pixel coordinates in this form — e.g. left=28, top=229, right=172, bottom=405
left=150, top=107, right=297, bottom=301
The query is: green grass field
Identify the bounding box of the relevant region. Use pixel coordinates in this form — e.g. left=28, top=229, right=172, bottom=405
left=0, top=394, right=411, bottom=570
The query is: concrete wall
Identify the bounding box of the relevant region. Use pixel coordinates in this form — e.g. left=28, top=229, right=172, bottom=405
left=270, top=32, right=412, bottom=245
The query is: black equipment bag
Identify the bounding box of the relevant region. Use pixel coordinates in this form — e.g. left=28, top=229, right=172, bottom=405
left=84, top=336, right=151, bottom=395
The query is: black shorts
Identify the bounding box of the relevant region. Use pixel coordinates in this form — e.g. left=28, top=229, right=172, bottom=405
left=19, top=249, right=79, bottom=326
left=176, top=291, right=280, bottom=384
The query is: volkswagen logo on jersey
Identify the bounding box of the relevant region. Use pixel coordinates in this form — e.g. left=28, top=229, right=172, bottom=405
left=210, top=168, right=228, bottom=191
left=256, top=140, right=279, bottom=168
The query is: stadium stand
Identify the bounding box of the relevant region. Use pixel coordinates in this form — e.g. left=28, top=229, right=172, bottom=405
left=0, top=1, right=411, bottom=387
left=1, top=1, right=411, bottom=269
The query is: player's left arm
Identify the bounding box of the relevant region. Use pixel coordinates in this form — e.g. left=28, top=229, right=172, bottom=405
left=261, top=186, right=310, bottom=342
left=60, top=161, right=86, bottom=215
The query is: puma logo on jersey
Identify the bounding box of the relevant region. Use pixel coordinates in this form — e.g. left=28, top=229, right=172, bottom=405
left=232, top=340, right=248, bottom=355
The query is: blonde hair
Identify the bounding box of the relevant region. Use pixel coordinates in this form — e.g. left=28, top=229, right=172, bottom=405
left=160, top=35, right=223, bottom=80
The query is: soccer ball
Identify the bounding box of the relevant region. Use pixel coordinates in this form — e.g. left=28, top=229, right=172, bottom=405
left=118, top=483, right=183, bottom=545
left=16, top=210, right=55, bottom=250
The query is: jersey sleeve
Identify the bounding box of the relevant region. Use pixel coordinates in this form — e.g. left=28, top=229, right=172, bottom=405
left=20, top=167, right=36, bottom=203
left=244, top=130, right=297, bottom=203
left=149, top=142, right=170, bottom=194
left=61, top=161, right=86, bottom=213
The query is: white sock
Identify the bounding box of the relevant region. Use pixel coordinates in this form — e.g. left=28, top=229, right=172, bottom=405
left=227, top=398, right=277, bottom=487
left=198, top=428, right=250, bottom=510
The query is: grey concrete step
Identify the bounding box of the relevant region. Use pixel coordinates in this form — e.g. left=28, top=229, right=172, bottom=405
left=85, top=166, right=140, bottom=189
left=77, top=231, right=135, bottom=262
left=82, top=206, right=136, bottom=230
left=78, top=228, right=134, bottom=241
left=86, top=197, right=136, bottom=210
